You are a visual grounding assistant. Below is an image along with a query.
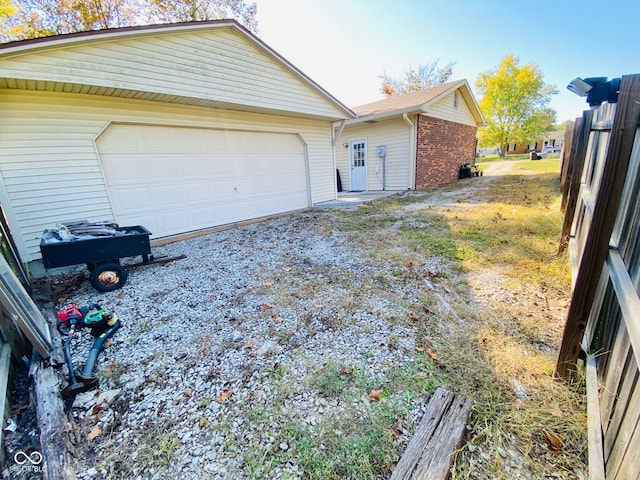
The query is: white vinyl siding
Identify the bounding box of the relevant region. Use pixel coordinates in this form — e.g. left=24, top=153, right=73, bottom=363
left=336, top=117, right=413, bottom=191
left=0, top=90, right=335, bottom=261
left=0, top=27, right=347, bottom=120
left=428, top=91, right=477, bottom=126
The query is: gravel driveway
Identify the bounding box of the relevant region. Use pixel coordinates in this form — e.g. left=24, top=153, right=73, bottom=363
left=55, top=199, right=448, bottom=479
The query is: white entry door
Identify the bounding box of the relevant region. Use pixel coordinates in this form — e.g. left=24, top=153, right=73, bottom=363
left=350, top=139, right=367, bottom=191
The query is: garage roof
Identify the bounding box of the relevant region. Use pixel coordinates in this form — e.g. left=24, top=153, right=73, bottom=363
left=0, top=20, right=355, bottom=121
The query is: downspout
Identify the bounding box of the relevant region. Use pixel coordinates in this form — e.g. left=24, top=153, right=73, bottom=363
left=331, top=120, right=346, bottom=198
left=332, top=120, right=346, bottom=148
left=403, top=113, right=416, bottom=189
left=382, top=150, right=386, bottom=191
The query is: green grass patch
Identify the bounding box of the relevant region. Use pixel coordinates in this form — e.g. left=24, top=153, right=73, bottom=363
left=476, top=153, right=531, bottom=162
left=240, top=353, right=440, bottom=479
left=99, top=417, right=180, bottom=477
left=285, top=402, right=402, bottom=479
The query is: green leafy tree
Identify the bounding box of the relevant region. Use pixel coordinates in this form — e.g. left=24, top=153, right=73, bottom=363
left=552, top=119, right=573, bottom=132
left=475, top=54, right=556, bottom=154
left=1, top=0, right=258, bottom=42
left=379, top=59, right=456, bottom=97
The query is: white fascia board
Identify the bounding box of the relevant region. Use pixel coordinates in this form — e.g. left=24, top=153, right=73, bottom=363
left=342, top=107, right=422, bottom=126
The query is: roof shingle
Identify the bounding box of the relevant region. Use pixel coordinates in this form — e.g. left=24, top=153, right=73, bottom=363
left=352, top=81, right=462, bottom=116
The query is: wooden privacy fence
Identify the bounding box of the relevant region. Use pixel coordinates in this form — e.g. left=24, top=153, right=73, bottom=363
left=0, top=210, right=52, bottom=461
left=556, top=74, right=640, bottom=480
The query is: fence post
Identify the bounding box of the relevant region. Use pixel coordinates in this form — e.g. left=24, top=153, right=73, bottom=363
left=558, top=111, right=593, bottom=255
left=559, top=120, right=576, bottom=211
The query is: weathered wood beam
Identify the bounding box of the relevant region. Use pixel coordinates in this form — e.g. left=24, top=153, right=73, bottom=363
left=390, top=387, right=472, bottom=480
left=31, top=353, right=77, bottom=480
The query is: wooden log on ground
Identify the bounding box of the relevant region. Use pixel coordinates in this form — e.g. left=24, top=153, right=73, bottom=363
left=30, top=280, right=64, bottom=367
left=391, top=387, right=473, bottom=480
left=31, top=352, right=77, bottom=480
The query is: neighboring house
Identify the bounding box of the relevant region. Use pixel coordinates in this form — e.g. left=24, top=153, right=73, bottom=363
left=0, top=20, right=355, bottom=264
left=505, top=130, right=566, bottom=154
left=334, top=80, right=485, bottom=191
left=477, top=146, right=500, bottom=157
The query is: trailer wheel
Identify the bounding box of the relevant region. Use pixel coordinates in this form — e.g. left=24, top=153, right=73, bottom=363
left=90, top=263, right=128, bottom=292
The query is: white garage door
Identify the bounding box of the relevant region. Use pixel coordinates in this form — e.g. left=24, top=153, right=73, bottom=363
left=96, top=124, right=309, bottom=238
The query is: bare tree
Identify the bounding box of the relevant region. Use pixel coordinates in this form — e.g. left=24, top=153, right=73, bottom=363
left=379, top=59, right=456, bottom=97
left=145, top=0, right=257, bottom=31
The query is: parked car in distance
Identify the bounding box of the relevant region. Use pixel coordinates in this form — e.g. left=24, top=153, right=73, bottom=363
left=541, top=145, right=561, bottom=156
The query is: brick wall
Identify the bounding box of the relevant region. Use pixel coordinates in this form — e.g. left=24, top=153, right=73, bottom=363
left=415, top=115, right=477, bottom=189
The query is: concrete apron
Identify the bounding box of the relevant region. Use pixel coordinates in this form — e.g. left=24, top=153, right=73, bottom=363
left=313, top=190, right=405, bottom=208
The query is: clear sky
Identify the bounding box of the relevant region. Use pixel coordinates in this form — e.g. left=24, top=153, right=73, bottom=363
left=252, top=0, right=639, bottom=123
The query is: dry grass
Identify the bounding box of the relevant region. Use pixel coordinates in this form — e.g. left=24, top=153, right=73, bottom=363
left=335, top=158, right=587, bottom=479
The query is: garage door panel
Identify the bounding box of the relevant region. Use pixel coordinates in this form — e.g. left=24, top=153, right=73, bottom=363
left=200, top=130, right=224, bottom=151
left=97, top=124, right=308, bottom=238
left=109, top=186, right=152, bottom=211
left=181, top=157, right=215, bottom=176
left=211, top=157, right=238, bottom=176
left=186, top=182, right=215, bottom=202
left=188, top=206, right=217, bottom=227
left=216, top=202, right=243, bottom=223
left=210, top=180, right=237, bottom=199
left=157, top=211, right=190, bottom=235
left=116, top=213, right=159, bottom=237
left=150, top=184, right=183, bottom=206
left=172, top=129, right=206, bottom=153
left=100, top=154, right=147, bottom=180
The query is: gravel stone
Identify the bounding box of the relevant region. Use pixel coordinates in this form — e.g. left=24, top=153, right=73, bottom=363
left=52, top=205, right=437, bottom=478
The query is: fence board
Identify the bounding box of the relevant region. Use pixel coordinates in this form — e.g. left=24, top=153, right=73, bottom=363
left=599, top=320, right=629, bottom=435
left=557, top=73, right=640, bottom=479
left=0, top=254, right=51, bottom=358
left=559, top=113, right=591, bottom=254
left=608, top=251, right=640, bottom=366
left=586, top=355, right=606, bottom=480
left=612, top=421, right=640, bottom=480
left=605, top=363, right=639, bottom=479
left=556, top=75, right=640, bottom=378
left=603, top=353, right=636, bottom=461
left=0, top=342, right=11, bottom=463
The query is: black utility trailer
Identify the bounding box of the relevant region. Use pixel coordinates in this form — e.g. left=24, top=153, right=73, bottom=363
left=40, top=225, right=153, bottom=292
